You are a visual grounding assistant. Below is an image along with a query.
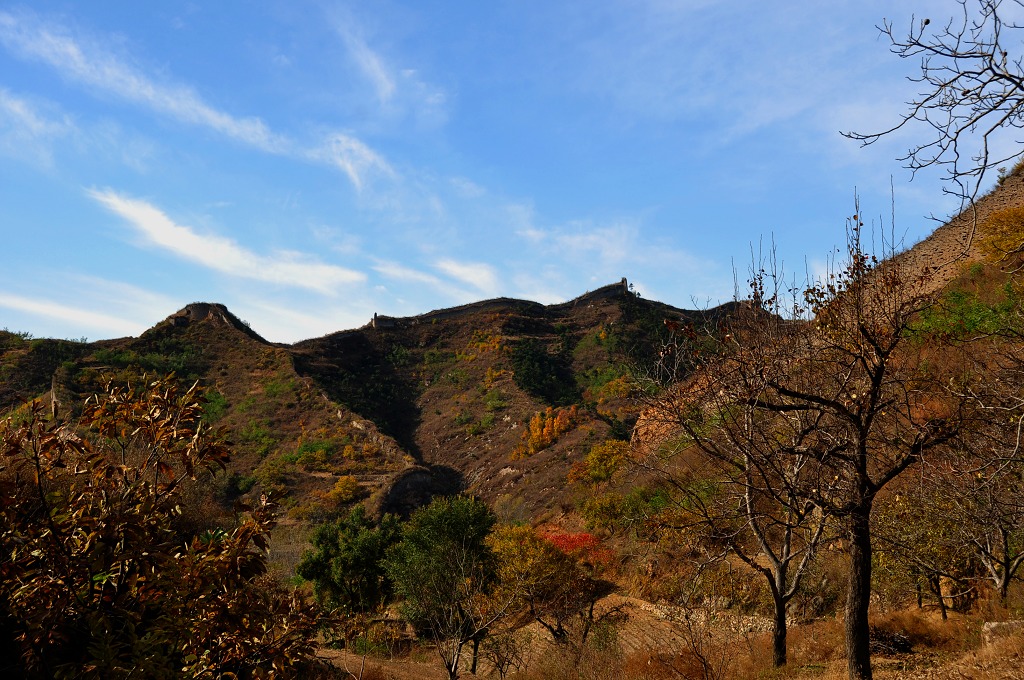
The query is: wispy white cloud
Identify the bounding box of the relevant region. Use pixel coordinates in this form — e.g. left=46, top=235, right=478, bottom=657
left=0, top=88, right=73, bottom=165
left=328, top=6, right=447, bottom=127
left=510, top=271, right=569, bottom=305
left=0, top=9, right=394, bottom=190
left=560, top=1, right=910, bottom=147
left=308, top=132, right=395, bottom=191
left=449, top=177, right=486, bottom=199
left=88, top=188, right=366, bottom=294
left=233, top=297, right=370, bottom=343
left=0, top=291, right=141, bottom=336
left=0, top=88, right=159, bottom=173
left=0, top=88, right=70, bottom=137
left=373, top=260, right=482, bottom=302
left=434, top=259, right=500, bottom=296
left=68, top=275, right=181, bottom=322
left=334, top=22, right=395, bottom=105
left=503, top=201, right=542, bottom=238
left=374, top=260, right=441, bottom=285
left=88, top=119, right=157, bottom=172
left=521, top=220, right=651, bottom=267
left=0, top=10, right=284, bottom=151
left=554, top=222, right=637, bottom=265
left=511, top=216, right=727, bottom=304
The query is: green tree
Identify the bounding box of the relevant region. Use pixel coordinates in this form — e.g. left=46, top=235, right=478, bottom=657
left=510, top=339, right=579, bottom=406
left=0, top=376, right=323, bottom=679
left=297, top=505, right=401, bottom=614
left=384, top=495, right=501, bottom=679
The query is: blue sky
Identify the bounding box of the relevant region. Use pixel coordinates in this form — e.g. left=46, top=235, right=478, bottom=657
left=0, top=1, right=984, bottom=342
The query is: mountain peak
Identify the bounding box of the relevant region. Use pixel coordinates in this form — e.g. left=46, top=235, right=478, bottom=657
left=160, top=302, right=268, bottom=343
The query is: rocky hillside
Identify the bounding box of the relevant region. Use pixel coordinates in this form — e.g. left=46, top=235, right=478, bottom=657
left=0, top=279, right=731, bottom=525
left=889, top=163, right=1024, bottom=297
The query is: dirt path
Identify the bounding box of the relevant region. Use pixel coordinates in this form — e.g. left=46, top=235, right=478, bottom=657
left=318, top=647, right=446, bottom=680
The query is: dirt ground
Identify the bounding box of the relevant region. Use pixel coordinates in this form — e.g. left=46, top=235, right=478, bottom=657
left=317, top=598, right=1024, bottom=680
left=317, top=647, right=446, bottom=680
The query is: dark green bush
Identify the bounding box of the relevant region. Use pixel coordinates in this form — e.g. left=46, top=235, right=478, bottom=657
left=510, top=339, right=579, bottom=406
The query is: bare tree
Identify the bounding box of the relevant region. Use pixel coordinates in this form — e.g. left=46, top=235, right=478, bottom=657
left=642, top=213, right=967, bottom=680
left=958, top=457, right=1024, bottom=600
left=942, top=346, right=1024, bottom=601
left=640, top=384, right=830, bottom=668
left=847, top=0, right=1024, bottom=206
left=874, top=475, right=978, bottom=619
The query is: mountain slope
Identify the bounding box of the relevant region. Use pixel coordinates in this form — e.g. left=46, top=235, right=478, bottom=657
left=0, top=282, right=725, bottom=523
left=889, top=164, right=1024, bottom=297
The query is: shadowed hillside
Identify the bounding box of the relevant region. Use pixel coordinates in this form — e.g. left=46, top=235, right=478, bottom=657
left=0, top=281, right=731, bottom=524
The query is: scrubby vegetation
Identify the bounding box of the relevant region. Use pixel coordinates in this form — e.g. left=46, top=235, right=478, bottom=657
left=0, top=376, right=327, bottom=678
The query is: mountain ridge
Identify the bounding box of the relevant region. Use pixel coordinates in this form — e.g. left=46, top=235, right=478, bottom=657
left=0, top=279, right=721, bottom=534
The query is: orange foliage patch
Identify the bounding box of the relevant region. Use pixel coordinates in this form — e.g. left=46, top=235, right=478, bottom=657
left=513, top=405, right=580, bottom=458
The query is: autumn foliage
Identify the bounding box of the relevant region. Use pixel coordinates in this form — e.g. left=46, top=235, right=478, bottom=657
left=0, top=376, right=323, bottom=679
left=567, top=439, right=629, bottom=486
left=488, top=526, right=612, bottom=644
left=514, top=405, right=580, bottom=458
left=542, top=531, right=612, bottom=569
left=980, top=206, right=1024, bottom=260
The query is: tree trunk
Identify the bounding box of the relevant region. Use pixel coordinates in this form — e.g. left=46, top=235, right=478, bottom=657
left=579, top=600, right=596, bottom=646
left=845, top=507, right=873, bottom=680
left=772, top=597, right=788, bottom=667
left=770, top=564, right=789, bottom=667
left=471, top=636, right=481, bottom=675
left=444, top=639, right=464, bottom=680
left=536, top=617, right=567, bottom=643
left=929, top=576, right=948, bottom=620
left=995, top=538, right=1011, bottom=603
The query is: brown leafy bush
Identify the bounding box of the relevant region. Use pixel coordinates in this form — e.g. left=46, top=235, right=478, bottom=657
left=869, top=609, right=978, bottom=654
left=0, top=376, right=325, bottom=678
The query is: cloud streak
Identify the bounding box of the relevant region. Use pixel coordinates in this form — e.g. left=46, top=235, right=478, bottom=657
left=327, top=6, right=447, bottom=128
left=0, top=9, right=394, bottom=190
left=89, top=189, right=366, bottom=294
left=373, top=261, right=442, bottom=286
left=0, top=10, right=283, bottom=151
left=0, top=292, right=141, bottom=337
left=0, top=88, right=73, bottom=165
left=373, top=260, right=487, bottom=303
left=334, top=22, right=395, bottom=105
left=434, top=259, right=499, bottom=296
left=309, top=132, right=395, bottom=191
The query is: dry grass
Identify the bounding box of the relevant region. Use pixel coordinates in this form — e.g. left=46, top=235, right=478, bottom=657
left=267, top=519, right=313, bottom=581
left=510, top=644, right=739, bottom=680
left=871, top=609, right=980, bottom=655
left=320, top=605, right=1024, bottom=680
